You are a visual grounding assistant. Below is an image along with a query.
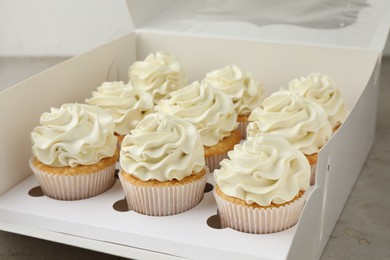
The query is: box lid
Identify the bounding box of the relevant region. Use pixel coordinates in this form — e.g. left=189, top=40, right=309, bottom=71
left=126, top=0, right=390, bottom=51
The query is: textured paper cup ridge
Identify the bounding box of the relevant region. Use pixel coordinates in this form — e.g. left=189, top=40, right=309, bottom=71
left=119, top=171, right=208, bottom=216
left=205, top=153, right=228, bottom=173
left=310, top=163, right=317, bottom=185
left=238, top=121, right=249, bottom=140
left=29, top=158, right=117, bottom=200
left=214, top=189, right=307, bottom=234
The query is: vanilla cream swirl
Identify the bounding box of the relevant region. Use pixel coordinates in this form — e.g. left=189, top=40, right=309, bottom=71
left=120, top=113, right=205, bottom=181
left=85, top=81, right=153, bottom=135
left=31, top=103, right=117, bottom=167
left=204, top=65, right=264, bottom=116
left=214, top=133, right=310, bottom=206
left=155, top=81, right=237, bottom=147
left=247, top=90, right=332, bottom=155
left=288, top=73, right=348, bottom=128
left=128, top=51, right=186, bottom=104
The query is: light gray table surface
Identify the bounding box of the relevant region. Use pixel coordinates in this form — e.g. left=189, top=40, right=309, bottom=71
left=0, top=57, right=389, bottom=259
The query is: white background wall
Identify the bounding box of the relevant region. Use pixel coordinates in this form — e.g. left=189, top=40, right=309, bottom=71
left=0, top=0, right=389, bottom=57
left=0, top=0, right=132, bottom=56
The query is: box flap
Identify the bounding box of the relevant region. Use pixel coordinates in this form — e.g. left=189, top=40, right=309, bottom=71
left=126, top=0, right=390, bottom=51
left=126, top=0, right=176, bottom=28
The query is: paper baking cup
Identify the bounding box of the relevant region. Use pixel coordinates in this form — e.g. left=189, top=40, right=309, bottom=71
left=214, top=190, right=307, bottom=234
left=310, top=163, right=317, bottom=185
left=205, top=153, right=228, bottom=173
left=29, top=159, right=117, bottom=200
left=118, top=172, right=208, bottom=216
left=238, top=121, right=249, bottom=139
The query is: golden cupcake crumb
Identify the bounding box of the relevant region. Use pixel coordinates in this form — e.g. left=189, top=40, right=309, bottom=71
left=115, top=134, right=126, bottom=144
left=237, top=114, right=249, bottom=123
left=215, top=185, right=304, bottom=210
left=332, top=124, right=341, bottom=133
left=204, top=129, right=241, bottom=157
left=305, top=153, right=318, bottom=165
left=31, top=150, right=119, bottom=176
left=120, top=168, right=206, bottom=187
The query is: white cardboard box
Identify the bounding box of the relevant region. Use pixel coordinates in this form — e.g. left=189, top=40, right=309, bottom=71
left=0, top=1, right=389, bottom=259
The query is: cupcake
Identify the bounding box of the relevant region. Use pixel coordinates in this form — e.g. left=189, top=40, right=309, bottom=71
left=128, top=51, right=186, bottom=104
left=85, top=81, right=153, bottom=145
left=155, top=81, right=240, bottom=172
left=214, top=133, right=310, bottom=234
left=203, top=65, right=264, bottom=139
left=119, top=113, right=207, bottom=216
left=247, top=89, right=332, bottom=185
left=288, top=73, right=348, bottom=132
left=29, top=103, right=118, bottom=200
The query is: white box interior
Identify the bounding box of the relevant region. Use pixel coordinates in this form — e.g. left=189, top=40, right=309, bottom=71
left=0, top=32, right=380, bottom=259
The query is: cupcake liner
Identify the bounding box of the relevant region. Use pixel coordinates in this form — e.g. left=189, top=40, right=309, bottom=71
left=29, top=158, right=117, bottom=200
left=310, top=163, right=317, bottom=185
left=119, top=171, right=208, bottom=216
left=238, top=121, right=249, bottom=140
left=214, top=189, right=307, bottom=234
left=205, top=153, right=228, bottom=173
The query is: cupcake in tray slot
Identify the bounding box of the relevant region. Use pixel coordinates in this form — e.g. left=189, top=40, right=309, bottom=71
left=213, top=133, right=311, bottom=234
left=118, top=112, right=207, bottom=216
left=29, top=103, right=119, bottom=201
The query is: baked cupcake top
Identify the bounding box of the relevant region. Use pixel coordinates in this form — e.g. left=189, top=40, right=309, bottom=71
left=155, top=81, right=237, bottom=147
left=247, top=89, right=332, bottom=155
left=120, top=113, right=205, bottom=182
left=31, top=103, right=117, bottom=167
left=214, top=133, right=310, bottom=206
left=288, top=73, right=348, bottom=128
left=203, top=65, right=264, bottom=116
left=128, top=51, right=186, bottom=104
left=85, top=81, right=153, bottom=136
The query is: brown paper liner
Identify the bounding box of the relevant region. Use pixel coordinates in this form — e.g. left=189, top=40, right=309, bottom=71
left=29, top=157, right=117, bottom=200
left=214, top=186, right=307, bottom=234
left=204, top=129, right=241, bottom=172
left=119, top=169, right=208, bottom=216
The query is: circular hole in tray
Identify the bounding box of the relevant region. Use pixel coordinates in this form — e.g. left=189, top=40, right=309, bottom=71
left=207, top=211, right=224, bottom=230
left=113, top=197, right=129, bottom=212
left=28, top=186, right=44, bottom=197
left=204, top=182, right=213, bottom=193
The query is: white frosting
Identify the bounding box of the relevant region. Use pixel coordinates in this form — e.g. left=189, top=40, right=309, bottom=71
left=214, top=133, right=310, bottom=206
left=31, top=103, right=117, bottom=167
left=128, top=51, right=186, bottom=104
left=288, top=73, right=348, bottom=128
left=120, top=113, right=205, bottom=182
left=204, top=65, right=264, bottom=115
left=247, top=89, right=332, bottom=155
left=85, top=81, right=153, bottom=135
left=155, top=81, right=237, bottom=147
